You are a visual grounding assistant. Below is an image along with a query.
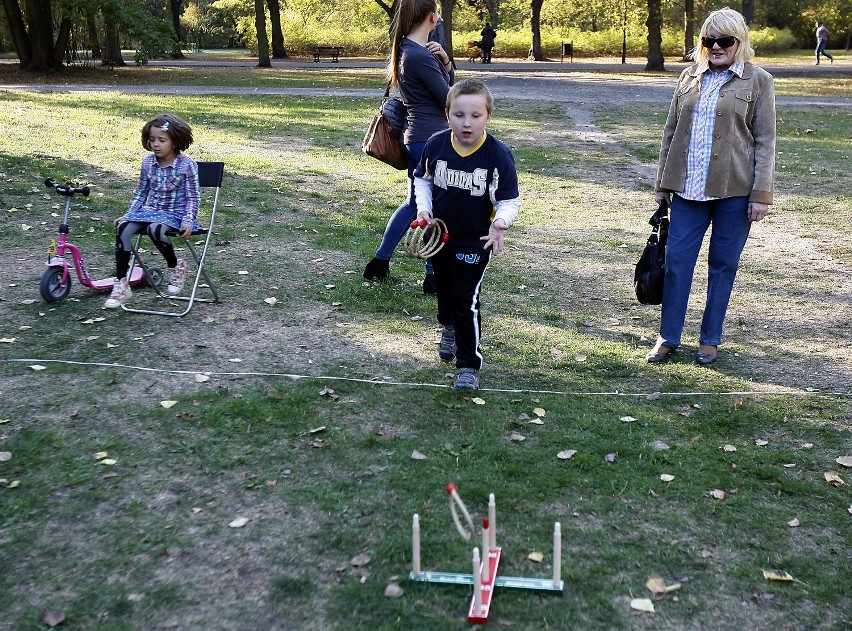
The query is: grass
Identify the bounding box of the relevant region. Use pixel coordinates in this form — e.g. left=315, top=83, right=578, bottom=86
left=1, top=66, right=851, bottom=630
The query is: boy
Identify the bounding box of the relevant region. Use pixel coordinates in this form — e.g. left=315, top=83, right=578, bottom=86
left=413, top=78, right=520, bottom=391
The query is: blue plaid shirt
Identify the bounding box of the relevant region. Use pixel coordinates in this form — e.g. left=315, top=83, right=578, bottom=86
left=681, top=62, right=744, bottom=201
left=125, top=153, right=200, bottom=230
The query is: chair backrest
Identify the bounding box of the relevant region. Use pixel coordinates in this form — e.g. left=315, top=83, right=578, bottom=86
left=197, top=161, right=225, bottom=188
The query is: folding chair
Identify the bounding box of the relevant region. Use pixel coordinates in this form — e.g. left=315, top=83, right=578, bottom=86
left=122, top=161, right=225, bottom=317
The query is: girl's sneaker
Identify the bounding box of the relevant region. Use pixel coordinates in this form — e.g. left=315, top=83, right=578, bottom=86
left=104, top=278, right=132, bottom=309
left=168, top=260, right=187, bottom=295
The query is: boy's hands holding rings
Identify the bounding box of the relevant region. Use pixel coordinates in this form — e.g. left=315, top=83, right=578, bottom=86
left=482, top=218, right=508, bottom=254
left=416, top=211, right=434, bottom=227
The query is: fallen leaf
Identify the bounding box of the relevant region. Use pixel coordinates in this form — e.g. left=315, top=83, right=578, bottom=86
left=202, top=315, right=215, bottom=323
left=228, top=358, right=242, bottom=363
left=788, top=518, right=800, bottom=527
left=802, top=443, right=814, bottom=449
left=192, top=507, right=202, bottom=514
left=824, top=471, right=845, bottom=486
left=709, top=489, right=728, bottom=500
left=86, top=335, right=100, bottom=342
left=659, top=474, right=675, bottom=482
left=106, top=342, right=117, bottom=348
left=549, top=347, right=563, bottom=355
left=783, top=463, right=796, bottom=468
left=194, top=374, right=210, bottom=383
left=532, top=407, right=546, bottom=417
left=8, top=480, right=19, bottom=488
left=471, top=397, right=486, bottom=405
left=42, top=611, right=65, bottom=627
left=237, top=270, right=249, bottom=275
left=650, top=441, right=670, bottom=451
left=723, top=444, right=737, bottom=452
left=160, top=400, right=177, bottom=409
left=836, top=456, right=852, bottom=468
left=517, top=413, right=530, bottom=421
left=575, top=354, right=587, bottom=362
left=127, top=593, right=145, bottom=602
left=310, top=439, right=326, bottom=448
left=100, top=459, right=117, bottom=466
left=0, top=419, right=9, bottom=424
left=848, top=505, right=852, bottom=515
left=263, top=297, right=278, bottom=305
left=620, top=416, right=636, bottom=423
left=410, top=450, right=427, bottom=460
left=350, top=552, right=371, bottom=567
left=762, top=569, right=794, bottom=582
left=384, top=583, right=404, bottom=598
left=229, top=517, right=249, bottom=528
left=646, top=576, right=667, bottom=596
left=527, top=551, right=544, bottom=563
left=507, top=432, right=526, bottom=442
left=0, top=452, right=10, bottom=462
left=557, top=450, right=577, bottom=460
left=324, top=284, right=335, bottom=289
left=0, top=338, right=15, bottom=343
left=528, top=418, right=544, bottom=425
left=29, top=365, right=46, bottom=371
left=754, top=439, right=769, bottom=446
left=630, top=598, right=655, bottom=613
left=604, top=453, right=617, bottom=463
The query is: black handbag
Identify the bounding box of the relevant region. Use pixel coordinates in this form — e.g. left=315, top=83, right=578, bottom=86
left=634, top=201, right=670, bottom=305
left=362, top=84, right=408, bottom=170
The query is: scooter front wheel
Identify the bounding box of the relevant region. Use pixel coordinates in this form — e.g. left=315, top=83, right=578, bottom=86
left=40, top=266, right=72, bottom=302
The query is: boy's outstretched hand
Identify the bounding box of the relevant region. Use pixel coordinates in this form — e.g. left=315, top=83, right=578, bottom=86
left=481, top=218, right=508, bottom=254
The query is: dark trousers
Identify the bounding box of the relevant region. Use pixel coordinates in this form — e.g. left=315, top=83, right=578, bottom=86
left=432, top=247, right=491, bottom=370
left=115, top=221, right=178, bottom=279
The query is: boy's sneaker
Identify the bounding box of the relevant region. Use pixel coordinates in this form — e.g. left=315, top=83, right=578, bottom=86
left=168, top=260, right=186, bottom=295
left=438, top=326, right=456, bottom=362
left=104, top=278, right=132, bottom=309
left=363, top=257, right=390, bottom=281
left=453, top=368, right=480, bottom=391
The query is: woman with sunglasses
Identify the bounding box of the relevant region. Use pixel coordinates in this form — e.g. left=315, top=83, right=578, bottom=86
left=647, top=7, right=776, bottom=366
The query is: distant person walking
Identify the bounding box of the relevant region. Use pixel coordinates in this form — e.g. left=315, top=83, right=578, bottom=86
left=815, top=21, right=834, bottom=65
left=479, top=23, right=496, bottom=63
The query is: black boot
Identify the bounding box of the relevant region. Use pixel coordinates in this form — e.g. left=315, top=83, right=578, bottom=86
left=363, top=257, right=390, bottom=281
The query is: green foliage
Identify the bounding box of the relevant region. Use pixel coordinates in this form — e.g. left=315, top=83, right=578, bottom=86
left=749, top=27, right=798, bottom=54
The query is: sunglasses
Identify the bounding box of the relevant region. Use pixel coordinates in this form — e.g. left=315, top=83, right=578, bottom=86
left=701, top=35, right=737, bottom=49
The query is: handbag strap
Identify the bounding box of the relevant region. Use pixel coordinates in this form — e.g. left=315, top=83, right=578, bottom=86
left=383, top=82, right=391, bottom=99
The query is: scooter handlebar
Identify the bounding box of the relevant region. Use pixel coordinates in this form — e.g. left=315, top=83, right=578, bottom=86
left=44, top=178, right=90, bottom=197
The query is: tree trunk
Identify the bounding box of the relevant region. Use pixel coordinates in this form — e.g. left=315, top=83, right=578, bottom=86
left=2, top=0, right=33, bottom=68
left=486, top=0, right=499, bottom=27
left=267, top=0, right=287, bottom=58
left=440, top=0, right=453, bottom=64
left=644, top=0, right=665, bottom=71
left=741, top=0, right=754, bottom=25
left=682, top=0, right=694, bottom=61
left=103, top=18, right=126, bottom=67
left=86, top=12, right=99, bottom=58
left=528, top=0, right=544, bottom=61
left=255, top=0, right=271, bottom=67
left=170, top=0, right=186, bottom=58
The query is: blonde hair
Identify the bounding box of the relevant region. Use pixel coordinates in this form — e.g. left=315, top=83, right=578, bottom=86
left=691, top=7, right=755, bottom=66
left=446, top=79, right=493, bottom=115
left=387, top=0, right=437, bottom=87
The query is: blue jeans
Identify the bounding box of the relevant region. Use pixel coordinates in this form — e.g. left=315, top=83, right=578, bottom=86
left=375, top=141, right=433, bottom=274
left=816, top=40, right=833, bottom=63
left=658, top=194, right=751, bottom=348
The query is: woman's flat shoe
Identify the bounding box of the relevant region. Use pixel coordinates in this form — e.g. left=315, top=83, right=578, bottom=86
left=696, top=351, right=718, bottom=366
left=645, top=346, right=676, bottom=363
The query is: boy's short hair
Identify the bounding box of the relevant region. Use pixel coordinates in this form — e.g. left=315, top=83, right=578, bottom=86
left=141, top=113, right=194, bottom=152
left=446, top=79, right=494, bottom=115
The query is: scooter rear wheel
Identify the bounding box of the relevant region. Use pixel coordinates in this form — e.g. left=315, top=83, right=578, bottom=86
left=40, top=267, right=72, bottom=302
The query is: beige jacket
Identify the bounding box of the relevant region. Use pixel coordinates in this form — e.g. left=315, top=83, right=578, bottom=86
left=655, top=62, right=776, bottom=205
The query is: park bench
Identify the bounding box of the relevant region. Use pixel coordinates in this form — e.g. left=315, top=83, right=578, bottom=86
left=313, top=46, right=344, bottom=62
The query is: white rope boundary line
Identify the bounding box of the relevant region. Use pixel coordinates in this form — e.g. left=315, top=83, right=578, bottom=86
left=4, top=358, right=849, bottom=398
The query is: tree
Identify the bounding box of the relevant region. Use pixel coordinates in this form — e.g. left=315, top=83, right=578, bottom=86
left=742, top=0, right=754, bottom=24
left=254, top=0, right=270, bottom=65
left=2, top=0, right=71, bottom=71
left=170, top=0, right=188, bottom=57
left=528, top=0, right=544, bottom=60
left=267, top=0, right=287, bottom=57
left=644, top=0, right=664, bottom=70
left=682, top=0, right=694, bottom=60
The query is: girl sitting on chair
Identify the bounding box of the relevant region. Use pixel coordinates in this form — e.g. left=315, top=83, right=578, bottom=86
left=105, top=113, right=200, bottom=309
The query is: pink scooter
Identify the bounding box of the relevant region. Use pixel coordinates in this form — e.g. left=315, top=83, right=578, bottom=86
left=39, top=178, right=162, bottom=302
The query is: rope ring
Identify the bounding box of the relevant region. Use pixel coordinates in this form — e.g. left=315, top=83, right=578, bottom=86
left=404, top=218, right=449, bottom=259
left=446, top=482, right=475, bottom=541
